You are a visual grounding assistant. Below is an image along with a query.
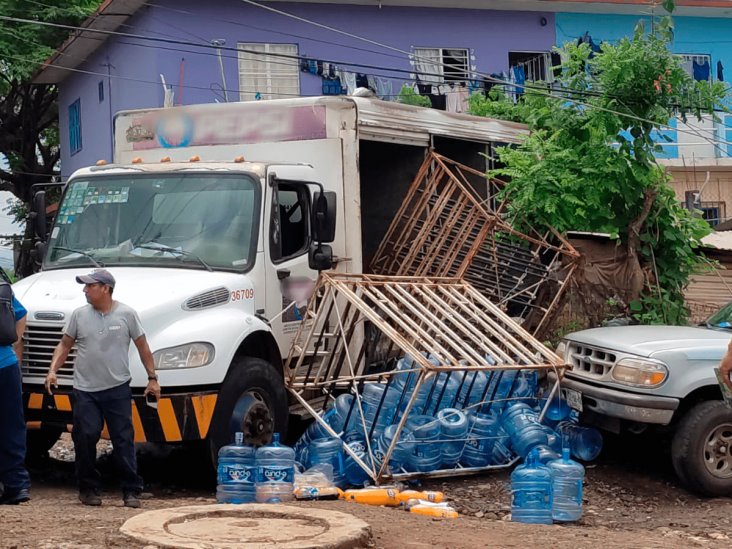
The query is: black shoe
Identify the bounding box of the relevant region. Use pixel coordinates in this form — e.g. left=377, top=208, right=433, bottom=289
left=0, top=487, right=30, bottom=505
left=123, top=492, right=141, bottom=509
left=79, top=490, right=102, bottom=506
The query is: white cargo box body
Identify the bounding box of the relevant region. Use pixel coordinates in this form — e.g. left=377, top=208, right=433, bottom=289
left=114, top=97, right=528, bottom=275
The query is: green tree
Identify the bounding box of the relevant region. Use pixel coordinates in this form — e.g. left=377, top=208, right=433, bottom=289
left=0, top=0, right=100, bottom=275
left=471, top=11, right=726, bottom=324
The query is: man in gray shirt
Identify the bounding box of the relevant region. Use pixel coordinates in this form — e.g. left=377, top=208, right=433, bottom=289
left=45, top=269, right=159, bottom=508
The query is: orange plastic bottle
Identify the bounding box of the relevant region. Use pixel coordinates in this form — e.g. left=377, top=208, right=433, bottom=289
left=341, top=488, right=401, bottom=506
left=396, top=490, right=444, bottom=504
left=409, top=505, right=459, bottom=518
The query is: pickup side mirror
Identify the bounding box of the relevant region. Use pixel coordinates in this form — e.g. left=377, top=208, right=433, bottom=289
left=308, top=243, right=333, bottom=271
left=32, top=191, right=47, bottom=240
left=312, top=191, right=336, bottom=243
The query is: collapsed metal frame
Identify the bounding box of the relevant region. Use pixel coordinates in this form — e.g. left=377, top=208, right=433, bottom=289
left=370, top=151, right=580, bottom=337
left=285, top=273, right=568, bottom=483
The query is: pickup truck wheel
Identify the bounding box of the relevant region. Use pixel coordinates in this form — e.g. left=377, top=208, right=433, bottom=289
left=207, top=357, right=288, bottom=464
left=671, top=400, right=732, bottom=496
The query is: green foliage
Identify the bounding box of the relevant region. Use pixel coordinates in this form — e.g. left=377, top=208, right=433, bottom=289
left=477, top=9, right=725, bottom=325
left=397, top=84, right=432, bottom=108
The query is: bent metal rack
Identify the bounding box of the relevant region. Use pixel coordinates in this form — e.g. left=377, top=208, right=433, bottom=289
left=285, top=273, right=568, bottom=484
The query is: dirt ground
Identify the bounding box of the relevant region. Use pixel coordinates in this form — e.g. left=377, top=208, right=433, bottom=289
left=2, top=433, right=732, bottom=549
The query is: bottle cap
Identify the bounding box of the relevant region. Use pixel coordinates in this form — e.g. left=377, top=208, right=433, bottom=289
left=235, top=432, right=244, bottom=445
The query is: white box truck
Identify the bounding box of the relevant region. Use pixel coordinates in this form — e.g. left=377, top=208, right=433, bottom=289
left=18, top=96, right=527, bottom=459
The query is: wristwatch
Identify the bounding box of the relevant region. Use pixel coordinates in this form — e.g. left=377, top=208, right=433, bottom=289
left=148, top=375, right=158, bottom=381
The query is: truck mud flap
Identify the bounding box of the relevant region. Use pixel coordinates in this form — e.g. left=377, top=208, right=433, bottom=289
left=24, top=391, right=218, bottom=443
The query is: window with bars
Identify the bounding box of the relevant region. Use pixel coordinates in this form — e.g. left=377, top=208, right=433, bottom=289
left=508, top=51, right=555, bottom=83
left=413, top=47, right=470, bottom=84
left=701, top=201, right=726, bottom=226
left=237, top=43, right=300, bottom=101
left=678, top=53, right=712, bottom=82
left=68, top=99, right=82, bottom=156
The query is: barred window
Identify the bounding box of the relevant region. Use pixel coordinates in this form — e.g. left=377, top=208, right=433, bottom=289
left=237, top=43, right=300, bottom=101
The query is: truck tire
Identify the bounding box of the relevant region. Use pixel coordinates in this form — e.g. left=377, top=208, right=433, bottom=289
left=207, top=356, right=288, bottom=464
left=671, top=400, right=732, bottom=496
left=26, top=428, right=62, bottom=464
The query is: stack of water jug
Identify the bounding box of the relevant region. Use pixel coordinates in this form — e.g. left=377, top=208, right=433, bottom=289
left=510, top=446, right=585, bottom=524
left=217, top=432, right=295, bottom=504
left=292, top=353, right=604, bottom=485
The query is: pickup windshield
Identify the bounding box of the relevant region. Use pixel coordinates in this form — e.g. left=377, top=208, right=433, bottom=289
left=45, top=173, right=260, bottom=272
left=706, top=302, right=732, bottom=330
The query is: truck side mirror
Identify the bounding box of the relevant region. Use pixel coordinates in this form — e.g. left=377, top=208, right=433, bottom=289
left=312, top=191, right=336, bottom=243
left=308, top=243, right=333, bottom=271
left=32, top=191, right=47, bottom=240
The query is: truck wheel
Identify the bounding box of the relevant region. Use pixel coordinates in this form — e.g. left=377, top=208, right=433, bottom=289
left=671, top=400, right=732, bottom=496
left=26, top=428, right=62, bottom=464
left=207, top=356, right=288, bottom=464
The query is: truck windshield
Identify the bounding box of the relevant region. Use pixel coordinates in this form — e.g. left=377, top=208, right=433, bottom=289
left=706, top=302, right=732, bottom=330
left=45, top=173, right=260, bottom=272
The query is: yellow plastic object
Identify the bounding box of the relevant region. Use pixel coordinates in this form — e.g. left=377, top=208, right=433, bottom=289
left=95, top=159, right=107, bottom=166
left=341, top=488, right=401, bottom=506
left=409, top=505, right=459, bottom=519
left=396, top=490, right=444, bottom=504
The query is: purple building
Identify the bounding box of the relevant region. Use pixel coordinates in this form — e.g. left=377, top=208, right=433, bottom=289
left=33, top=0, right=557, bottom=178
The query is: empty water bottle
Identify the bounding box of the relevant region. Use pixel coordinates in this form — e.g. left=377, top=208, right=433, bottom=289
left=547, top=447, right=584, bottom=522
left=461, top=411, right=500, bottom=467
left=361, top=383, right=401, bottom=437
left=372, top=423, right=413, bottom=473
left=510, top=447, right=553, bottom=525
left=255, top=433, right=295, bottom=503
left=342, top=433, right=371, bottom=487
left=437, top=408, right=468, bottom=468
left=405, top=415, right=442, bottom=472
left=484, top=370, right=518, bottom=413
left=458, top=370, right=489, bottom=408
left=556, top=422, right=603, bottom=461
left=216, top=432, right=256, bottom=503
left=305, top=437, right=347, bottom=488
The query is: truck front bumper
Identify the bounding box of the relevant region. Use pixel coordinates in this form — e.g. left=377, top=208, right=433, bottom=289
left=552, top=373, right=680, bottom=425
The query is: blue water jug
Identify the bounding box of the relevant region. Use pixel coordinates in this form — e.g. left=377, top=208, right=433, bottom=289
left=458, top=370, right=489, bottom=408
left=423, top=372, right=463, bottom=416
left=512, top=370, right=538, bottom=405
left=342, top=433, right=371, bottom=487
left=305, top=437, right=347, bottom=488
left=216, top=431, right=256, bottom=503
left=437, top=408, right=468, bottom=468
left=556, top=422, right=603, bottom=461
left=255, top=433, right=295, bottom=503
left=361, top=383, right=401, bottom=437
left=371, top=423, right=414, bottom=474
left=461, top=411, right=500, bottom=467
left=510, top=447, right=553, bottom=525
left=547, top=447, right=584, bottom=522
left=484, top=370, right=518, bottom=413
left=405, top=415, right=441, bottom=472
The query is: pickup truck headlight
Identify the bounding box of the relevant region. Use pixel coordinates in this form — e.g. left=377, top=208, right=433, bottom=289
left=154, top=342, right=214, bottom=370
left=611, top=358, right=668, bottom=387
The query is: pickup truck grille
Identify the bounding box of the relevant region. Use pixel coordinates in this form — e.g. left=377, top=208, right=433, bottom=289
left=22, top=323, right=77, bottom=381
left=566, top=342, right=616, bottom=379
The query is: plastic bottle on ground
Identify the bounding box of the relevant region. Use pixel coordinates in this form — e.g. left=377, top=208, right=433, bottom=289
left=510, top=447, right=553, bottom=525
left=255, top=433, right=295, bottom=503
left=216, top=431, right=256, bottom=503
left=547, top=447, right=584, bottom=522
left=555, top=422, right=603, bottom=461
left=342, top=487, right=401, bottom=506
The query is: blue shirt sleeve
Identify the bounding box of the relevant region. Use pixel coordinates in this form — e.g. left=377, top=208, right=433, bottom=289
left=12, top=296, right=27, bottom=321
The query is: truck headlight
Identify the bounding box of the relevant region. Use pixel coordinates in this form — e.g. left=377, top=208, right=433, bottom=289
left=154, top=342, right=214, bottom=370
left=556, top=341, right=567, bottom=359
left=611, top=358, right=667, bottom=387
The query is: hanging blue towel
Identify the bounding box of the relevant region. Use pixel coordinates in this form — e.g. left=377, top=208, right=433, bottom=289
left=513, top=66, right=526, bottom=95
left=693, top=59, right=710, bottom=82
left=718, top=60, right=724, bottom=82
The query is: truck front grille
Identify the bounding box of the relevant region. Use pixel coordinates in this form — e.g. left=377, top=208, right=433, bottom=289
left=566, top=342, right=616, bottom=379
left=22, top=324, right=77, bottom=380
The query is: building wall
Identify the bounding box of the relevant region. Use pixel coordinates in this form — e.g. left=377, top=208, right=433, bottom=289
left=665, top=164, right=732, bottom=226
left=58, top=1, right=556, bottom=177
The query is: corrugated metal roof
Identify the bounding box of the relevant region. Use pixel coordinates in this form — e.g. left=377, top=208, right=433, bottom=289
left=701, top=231, right=732, bottom=251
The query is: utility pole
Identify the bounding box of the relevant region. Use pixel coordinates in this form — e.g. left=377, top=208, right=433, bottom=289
left=211, top=39, right=229, bottom=102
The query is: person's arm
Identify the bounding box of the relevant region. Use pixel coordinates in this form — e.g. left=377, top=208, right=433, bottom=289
left=134, top=335, right=160, bottom=399
left=45, top=334, right=75, bottom=395
left=13, top=314, right=26, bottom=364
left=719, top=339, right=732, bottom=391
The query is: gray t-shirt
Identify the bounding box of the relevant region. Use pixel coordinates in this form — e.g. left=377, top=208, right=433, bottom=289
left=65, top=301, right=145, bottom=392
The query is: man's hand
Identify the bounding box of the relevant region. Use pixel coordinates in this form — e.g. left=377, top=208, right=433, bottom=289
left=144, top=379, right=161, bottom=400
left=45, top=371, right=58, bottom=395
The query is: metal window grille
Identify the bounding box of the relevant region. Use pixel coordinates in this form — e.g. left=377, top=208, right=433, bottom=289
left=413, top=47, right=470, bottom=84
left=509, top=52, right=554, bottom=83
left=237, top=43, right=300, bottom=101
left=678, top=53, right=712, bottom=82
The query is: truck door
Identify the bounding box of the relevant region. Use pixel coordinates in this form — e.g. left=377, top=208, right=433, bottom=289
left=264, top=176, right=320, bottom=357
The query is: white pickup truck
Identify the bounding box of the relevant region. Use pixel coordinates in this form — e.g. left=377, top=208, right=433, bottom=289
left=557, top=302, right=732, bottom=496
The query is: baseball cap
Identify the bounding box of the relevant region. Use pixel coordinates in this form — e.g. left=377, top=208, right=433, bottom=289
left=75, top=268, right=116, bottom=288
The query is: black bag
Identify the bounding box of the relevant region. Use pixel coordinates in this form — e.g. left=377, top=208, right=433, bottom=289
left=0, top=282, right=17, bottom=346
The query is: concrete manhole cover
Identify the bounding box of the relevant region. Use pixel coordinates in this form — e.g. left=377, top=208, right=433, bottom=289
left=120, top=504, right=371, bottom=549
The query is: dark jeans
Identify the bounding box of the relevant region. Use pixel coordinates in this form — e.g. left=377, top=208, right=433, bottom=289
left=72, top=381, right=142, bottom=494
left=0, top=362, right=30, bottom=493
